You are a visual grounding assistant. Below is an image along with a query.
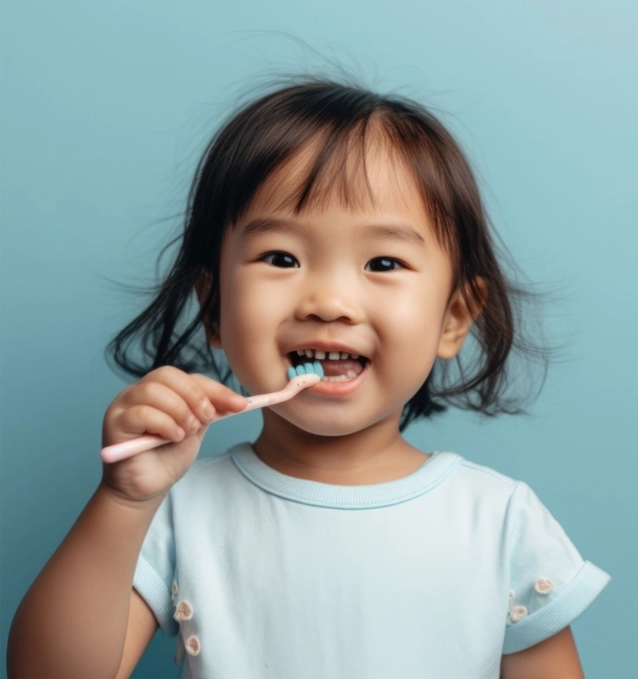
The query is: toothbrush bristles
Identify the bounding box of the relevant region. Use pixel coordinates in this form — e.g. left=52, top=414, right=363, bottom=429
left=287, top=361, right=324, bottom=381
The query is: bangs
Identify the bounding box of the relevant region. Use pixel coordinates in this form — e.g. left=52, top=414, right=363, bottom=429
left=214, top=84, right=462, bottom=267
left=251, top=119, right=398, bottom=217
left=219, top=84, right=385, bottom=227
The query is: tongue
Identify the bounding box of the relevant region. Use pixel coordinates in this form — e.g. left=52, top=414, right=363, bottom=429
left=320, top=358, right=364, bottom=378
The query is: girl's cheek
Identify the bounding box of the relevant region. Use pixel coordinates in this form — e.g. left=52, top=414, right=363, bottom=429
left=220, top=274, right=290, bottom=390
left=378, top=296, right=441, bottom=375
left=376, top=290, right=433, bottom=342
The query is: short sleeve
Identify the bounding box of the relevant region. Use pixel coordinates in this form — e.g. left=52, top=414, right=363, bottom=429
left=502, top=481, right=611, bottom=654
left=133, top=491, right=179, bottom=637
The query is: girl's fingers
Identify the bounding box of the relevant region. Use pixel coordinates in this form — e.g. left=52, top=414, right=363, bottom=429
left=190, top=373, right=248, bottom=412
left=124, top=381, right=209, bottom=435
left=120, top=404, right=188, bottom=442
left=135, top=367, right=247, bottom=430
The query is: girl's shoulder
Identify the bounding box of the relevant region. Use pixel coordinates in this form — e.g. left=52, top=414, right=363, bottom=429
left=439, top=451, right=521, bottom=499
left=456, top=456, right=519, bottom=487
left=436, top=452, right=563, bottom=530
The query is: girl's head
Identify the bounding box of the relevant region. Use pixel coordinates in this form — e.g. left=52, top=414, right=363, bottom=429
left=106, top=76, right=553, bottom=432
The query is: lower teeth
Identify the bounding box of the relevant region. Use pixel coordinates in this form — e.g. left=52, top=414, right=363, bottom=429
left=322, top=370, right=358, bottom=383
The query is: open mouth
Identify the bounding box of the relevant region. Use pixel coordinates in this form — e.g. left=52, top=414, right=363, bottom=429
left=288, top=348, right=369, bottom=382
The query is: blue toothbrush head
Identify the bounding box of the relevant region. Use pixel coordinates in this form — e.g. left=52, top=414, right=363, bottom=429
left=287, top=361, right=324, bottom=381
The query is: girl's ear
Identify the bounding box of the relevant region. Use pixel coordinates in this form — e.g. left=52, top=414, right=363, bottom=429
left=436, top=277, right=487, bottom=360
left=194, top=273, right=223, bottom=349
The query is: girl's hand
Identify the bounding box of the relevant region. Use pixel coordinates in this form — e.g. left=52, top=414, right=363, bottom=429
left=100, top=366, right=247, bottom=503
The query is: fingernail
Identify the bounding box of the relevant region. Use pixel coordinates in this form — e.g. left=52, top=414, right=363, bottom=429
left=204, top=404, right=215, bottom=419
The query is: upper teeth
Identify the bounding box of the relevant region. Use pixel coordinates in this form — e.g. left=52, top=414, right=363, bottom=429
left=296, top=349, right=359, bottom=360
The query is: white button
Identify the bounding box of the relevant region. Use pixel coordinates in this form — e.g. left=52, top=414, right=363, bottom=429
left=509, top=605, right=528, bottom=623
left=186, top=635, right=201, bottom=656
left=535, top=577, right=554, bottom=594
left=174, top=600, right=193, bottom=622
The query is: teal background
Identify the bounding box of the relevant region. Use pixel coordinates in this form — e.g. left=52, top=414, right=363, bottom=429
left=2, top=1, right=635, bottom=677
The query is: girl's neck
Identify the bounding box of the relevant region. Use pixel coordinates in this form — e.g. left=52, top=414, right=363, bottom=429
left=253, top=411, right=430, bottom=486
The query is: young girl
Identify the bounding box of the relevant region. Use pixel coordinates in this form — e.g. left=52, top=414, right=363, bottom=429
left=8, top=77, right=611, bottom=679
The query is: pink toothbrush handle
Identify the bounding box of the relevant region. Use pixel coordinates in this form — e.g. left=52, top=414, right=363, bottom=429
left=100, top=373, right=320, bottom=464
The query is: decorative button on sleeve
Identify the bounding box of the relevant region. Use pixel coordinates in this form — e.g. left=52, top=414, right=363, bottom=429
left=534, top=577, right=553, bottom=594
left=509, top=605, right=528, bottom=623
left=507, top=574, right=555, bottom=624
left=174, top=600, right=193, bottom=622
left=186, top=636, right=201, bottom=656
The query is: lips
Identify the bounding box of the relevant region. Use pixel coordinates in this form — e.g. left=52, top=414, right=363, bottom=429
left=307, top=358, right=370, bottom=395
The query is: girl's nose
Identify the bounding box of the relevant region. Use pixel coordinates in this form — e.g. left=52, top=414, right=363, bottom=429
left=295, top=283, right=365, bottom=325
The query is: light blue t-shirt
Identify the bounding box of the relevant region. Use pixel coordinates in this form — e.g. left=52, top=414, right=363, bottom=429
left=133, top=443, right=611, bottom=679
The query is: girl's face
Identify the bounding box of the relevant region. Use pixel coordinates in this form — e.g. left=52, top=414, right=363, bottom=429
left=213, top=145, right=474, bottom=437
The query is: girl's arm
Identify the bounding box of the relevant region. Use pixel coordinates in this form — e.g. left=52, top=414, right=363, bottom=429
left=7, top=484, right=163, bottom=679
left=114, top=589, right=159, bottom=679
left=500, top=626, right=585, bottom=679
left=7, top=368, right=245, bottom=679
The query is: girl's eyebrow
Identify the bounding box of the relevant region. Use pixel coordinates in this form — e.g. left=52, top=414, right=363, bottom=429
left=240, top=217, right=296, bottom=238
left=364, top=224, right=426, bottom=246
left=240, top=217, right=426, bottom=246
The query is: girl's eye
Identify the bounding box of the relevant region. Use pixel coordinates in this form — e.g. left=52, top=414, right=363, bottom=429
left=262, top=252, right=299, bottom=268
left=365, top=257, right=403, bottom=272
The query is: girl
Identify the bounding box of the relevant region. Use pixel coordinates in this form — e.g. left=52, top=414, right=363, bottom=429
left=8, top=77, right=610, bottom=679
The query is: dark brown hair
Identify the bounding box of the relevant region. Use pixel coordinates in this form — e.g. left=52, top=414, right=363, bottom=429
left=104, top=75, right=564, bottom=431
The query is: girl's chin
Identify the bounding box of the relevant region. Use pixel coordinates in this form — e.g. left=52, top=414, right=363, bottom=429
left=279, top=418, right=371, bottom=438
left=267, top=403, right=400, bottom=439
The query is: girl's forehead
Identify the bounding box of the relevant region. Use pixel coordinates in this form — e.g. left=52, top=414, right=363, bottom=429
left=244, top=139, right=427, bottom=222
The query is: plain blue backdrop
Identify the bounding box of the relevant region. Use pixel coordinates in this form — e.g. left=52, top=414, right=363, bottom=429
left=2, top=1, right=635, bottom=677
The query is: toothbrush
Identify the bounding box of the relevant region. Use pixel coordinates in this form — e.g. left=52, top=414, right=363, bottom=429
left=100, top=362, right=324, bottom=464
